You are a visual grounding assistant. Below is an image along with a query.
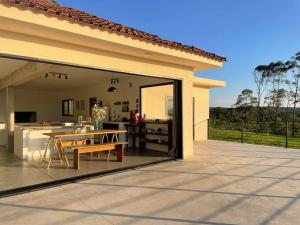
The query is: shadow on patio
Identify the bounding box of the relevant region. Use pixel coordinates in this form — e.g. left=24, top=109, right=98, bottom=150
left=0, top=140, right=299, bottom=225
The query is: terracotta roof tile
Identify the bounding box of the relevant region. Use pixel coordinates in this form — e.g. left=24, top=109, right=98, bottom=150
left=2, top=0, right=226, bottom=62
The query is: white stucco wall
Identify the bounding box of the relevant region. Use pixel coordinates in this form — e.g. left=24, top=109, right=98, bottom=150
left=58, top=75, right=170, bottom=122
left=141, top=84, right=173, bottom=120
left=14, top=89, right=61, bottom=123
left=193, top=86, right=209, bottom=141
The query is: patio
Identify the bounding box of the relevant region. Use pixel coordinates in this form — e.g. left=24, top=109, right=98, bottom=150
left=0, top=140, right=299, bottom=224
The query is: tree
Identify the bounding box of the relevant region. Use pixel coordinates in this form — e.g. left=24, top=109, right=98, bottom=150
left=263, top=61, right=289, bottom=132
left=286, top=52, right=300, bottom=136
left=254, top=65, right=268, bottom=124
left=235, top=89, right=257, bottom=122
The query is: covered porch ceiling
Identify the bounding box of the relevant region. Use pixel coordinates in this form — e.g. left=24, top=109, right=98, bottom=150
left=0, top=57, right=171, bottom=91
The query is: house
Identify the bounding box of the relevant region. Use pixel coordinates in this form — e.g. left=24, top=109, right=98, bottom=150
left=0, top=0, right=226, bottom=193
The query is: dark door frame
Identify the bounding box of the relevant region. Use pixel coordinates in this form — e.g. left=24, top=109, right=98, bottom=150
left=139, top=81, right=183, bottom=159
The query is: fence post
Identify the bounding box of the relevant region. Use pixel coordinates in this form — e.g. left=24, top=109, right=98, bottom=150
left=286, top=121, right=288, bottom=149
left=207, top=119, right=210, bottom=140
left=241, top=121, right=244, bottom=143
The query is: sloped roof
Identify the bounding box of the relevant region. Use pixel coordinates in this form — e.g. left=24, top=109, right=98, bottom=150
left=2, top=0, right=226, bottom=62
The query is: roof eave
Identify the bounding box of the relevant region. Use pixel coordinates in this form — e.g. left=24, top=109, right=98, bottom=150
left=0, top=5, right=224, bottom=71
left=0, top=0, right=226, bottom=64
left=193, top=77, right=226, bottom=88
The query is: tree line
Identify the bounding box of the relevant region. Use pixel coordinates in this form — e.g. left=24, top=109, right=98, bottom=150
left=211, top=52, right=300, bottom=135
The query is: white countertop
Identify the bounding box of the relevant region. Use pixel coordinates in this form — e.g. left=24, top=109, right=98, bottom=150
left=15, top=124, right=93, bottom=131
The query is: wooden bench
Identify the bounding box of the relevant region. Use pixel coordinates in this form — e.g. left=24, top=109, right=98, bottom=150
left=71, top=142, right=127, bottom=170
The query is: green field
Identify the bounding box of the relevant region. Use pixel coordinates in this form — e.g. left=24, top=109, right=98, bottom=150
left=209, top=128, right=300, bottom=149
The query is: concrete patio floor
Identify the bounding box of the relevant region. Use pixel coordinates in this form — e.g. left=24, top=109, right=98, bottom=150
left=0, top=140, right=300, bottom=225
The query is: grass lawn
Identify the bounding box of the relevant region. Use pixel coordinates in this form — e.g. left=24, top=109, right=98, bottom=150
left=209, top=128, right=300, bottom=149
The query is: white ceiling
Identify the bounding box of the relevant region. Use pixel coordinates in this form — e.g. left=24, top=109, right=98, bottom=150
left=19, top=66, right=118, bottom=90
left=0, top=57, right=170, bottom=91
left=12, top=61, right=168, bottom=91
left=0, top=58, right=27, bottom=80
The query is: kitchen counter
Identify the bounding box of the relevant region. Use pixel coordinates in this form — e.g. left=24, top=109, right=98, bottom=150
left=15, top=123, right=77, bottom=130
left=16, top=125, right=67, bottom=130
left=14, top=125, right=93, bottom=160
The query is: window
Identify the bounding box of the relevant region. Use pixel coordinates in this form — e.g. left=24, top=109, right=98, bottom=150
left=166, top=96, right=174, bottom=117
left=62, top=99, right=74, bottom=116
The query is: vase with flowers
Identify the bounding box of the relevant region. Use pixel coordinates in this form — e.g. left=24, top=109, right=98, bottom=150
left=91, top=104, right=107, bottom=130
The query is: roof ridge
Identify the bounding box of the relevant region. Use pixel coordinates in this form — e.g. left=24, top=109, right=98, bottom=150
left=2, top=0, right=226, bottom=62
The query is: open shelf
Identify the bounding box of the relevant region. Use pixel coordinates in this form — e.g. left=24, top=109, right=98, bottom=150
left=125, top=120, right=173, bottom=152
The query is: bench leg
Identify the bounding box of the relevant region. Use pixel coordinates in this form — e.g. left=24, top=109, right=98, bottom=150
left=116, top=144, right=123, bottom=162
left=74, top=149, right=80, bottom=170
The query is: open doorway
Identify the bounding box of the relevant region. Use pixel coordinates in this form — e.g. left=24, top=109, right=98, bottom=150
left=0, top=56, right=182, bottom=193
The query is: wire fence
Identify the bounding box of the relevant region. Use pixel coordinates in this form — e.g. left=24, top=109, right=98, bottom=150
left=206, top=119, right=300, bottom=149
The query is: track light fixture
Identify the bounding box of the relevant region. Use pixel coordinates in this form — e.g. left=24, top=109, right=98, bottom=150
left=44, top=72, right=69, bottom=80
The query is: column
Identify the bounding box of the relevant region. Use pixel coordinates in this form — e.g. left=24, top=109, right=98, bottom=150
left=6, top=86, right=14, bottom=152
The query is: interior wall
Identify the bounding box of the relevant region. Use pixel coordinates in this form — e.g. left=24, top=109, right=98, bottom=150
left=58, top=75, right=171, bottom=122
left=193, top=86, right=209, bottom=141
left=14, top=89, right=61, bottom=123
left=141, top=84, right=173, bottom=120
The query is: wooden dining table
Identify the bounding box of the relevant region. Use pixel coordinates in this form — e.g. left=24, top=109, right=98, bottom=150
left=43, top=129, right=127, bottom=168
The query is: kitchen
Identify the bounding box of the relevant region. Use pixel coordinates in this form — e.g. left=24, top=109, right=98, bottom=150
left=3, top=62, right=175, bottom=162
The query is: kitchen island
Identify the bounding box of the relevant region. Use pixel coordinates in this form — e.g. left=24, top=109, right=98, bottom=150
left=14, top=124, right=93, bottom=160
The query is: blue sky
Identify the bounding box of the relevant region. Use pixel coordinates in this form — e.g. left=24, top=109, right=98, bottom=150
left=59, top=0, right=300, bottom=107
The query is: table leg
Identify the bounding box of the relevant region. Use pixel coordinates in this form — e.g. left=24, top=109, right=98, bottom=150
left=105, top=134, right=109, bottom=142
left=111, top=133, right=119, bottom=142
left=54, top=138, right=63, bottom=164
left=43, top=137, right=51, bottom=161
left=59, top=137, right=69, bottom=168
left=47, top=140, right=55, bottom=169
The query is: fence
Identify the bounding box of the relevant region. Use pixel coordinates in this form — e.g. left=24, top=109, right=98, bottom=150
left=206, top=119, right=300, bottom=149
